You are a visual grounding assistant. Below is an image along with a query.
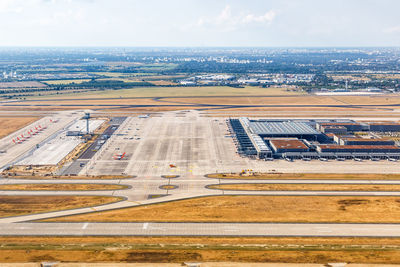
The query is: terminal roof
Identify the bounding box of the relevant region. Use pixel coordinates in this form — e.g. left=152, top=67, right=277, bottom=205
left=249, top=121, right=319, bottom=135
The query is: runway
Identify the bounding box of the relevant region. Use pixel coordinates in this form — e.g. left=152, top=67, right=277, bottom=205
left=1, top=222, right=400, bottom=237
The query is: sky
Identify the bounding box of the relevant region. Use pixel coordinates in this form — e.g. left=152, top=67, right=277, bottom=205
left=0, top=0, right=399, bottom=47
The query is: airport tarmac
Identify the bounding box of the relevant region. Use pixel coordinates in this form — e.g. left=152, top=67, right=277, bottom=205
left=0, top=113, right=77, bottom=170
left=83, top=110, right=400, bottom=177
left=1, top=110, right=400, bottom=237
left=16, top=119, right=105, bottom=166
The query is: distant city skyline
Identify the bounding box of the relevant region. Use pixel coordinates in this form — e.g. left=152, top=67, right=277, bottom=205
left=0, top=0, right=399, bottom=47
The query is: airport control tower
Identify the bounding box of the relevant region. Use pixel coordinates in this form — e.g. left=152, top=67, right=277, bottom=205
left=83, top=112, right=91, bottom=134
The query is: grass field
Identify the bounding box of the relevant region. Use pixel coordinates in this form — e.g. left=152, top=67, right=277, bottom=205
left=0, top=117, right=39, bottom=138
left=0, top=196, right=122, bottom=218
left=42, top=79, right=92, bottom=85
left=207, top=173, right=400, bottom=180
left=208, top=183, right=400, bottom=191
left=0, top=183, right=128, bottom=191
left=26, top=86, right=304, bottom=100
left=0, top=236, right=400, bottom=263
left=44, top=195, right=400, bottom=223
left=4, top=85, right=399, bottom=116
left=0, top=81, right=47, bottom=89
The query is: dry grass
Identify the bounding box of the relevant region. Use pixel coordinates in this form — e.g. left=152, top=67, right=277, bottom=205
left=207, top=173, right=400, bottom=180
left=0, top=117, right=39, bottom=138
left=0, top=183, right=128, bottom=191
left=328, top=74, right=371, bottom=82
left=7, top=87, right=400, bottom=115
left=0, top=195, right=122, bottom=218
left=335, top=95, right=400, bottom=105
left=208, top=183, right=400, bottom=191
left=43, top=79, right=92, bottom=85
left=1, top=236, right=400, bottom=263
left=4, top=175, right=130, bottom=180
left=27, top=86, right=304, bottom=100
left=149, top=80, right=178, bottom=86
left=0, top=81, right=47, bottom=88
left=165, top=96, right=341, bottom=106
left=44, top=195, right=400, bottom=223
left=372, top=74, right=400, bottom=79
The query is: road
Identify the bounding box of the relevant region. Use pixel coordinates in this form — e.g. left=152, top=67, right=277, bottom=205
left=0, top=222, right=399, bottom=237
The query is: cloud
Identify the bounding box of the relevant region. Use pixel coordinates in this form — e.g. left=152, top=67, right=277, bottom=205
left=241, top=10, right=276, bottom=24
left=216, top=5, right=232, bottom=24
left=0, top=0, right=78, bottom=14
left=191, top=5, right=277, bottom=32
left=384, top=26, right=400, bottom=33
left=0, top=0, right=27, bottom=13
left=34, top=8, right=85, bottom=26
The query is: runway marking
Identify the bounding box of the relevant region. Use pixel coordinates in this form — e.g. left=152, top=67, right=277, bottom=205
left=143, top=222, right=149, bottom=230
left=82, top=223, right=89, bottom=229
left=90, top=207, right=97, bottom=211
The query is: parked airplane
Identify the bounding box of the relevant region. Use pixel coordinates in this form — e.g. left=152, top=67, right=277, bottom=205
left=113, top=152, right=126, bottom=160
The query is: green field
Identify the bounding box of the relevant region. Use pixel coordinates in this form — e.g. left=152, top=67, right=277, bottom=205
left=27, top=86, right=303, bottom=100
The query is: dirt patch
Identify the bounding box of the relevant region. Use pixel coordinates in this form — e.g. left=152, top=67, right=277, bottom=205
left=44, top=195, right=400, bottom=223
left=0, top=195, right=123, bottom=218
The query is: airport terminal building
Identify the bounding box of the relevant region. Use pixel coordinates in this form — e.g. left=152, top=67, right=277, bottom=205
left=229, top=118, right=400, bottom=160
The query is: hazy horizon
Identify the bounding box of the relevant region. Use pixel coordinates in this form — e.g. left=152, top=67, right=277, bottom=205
left=1, top=0, right=400, bottom=47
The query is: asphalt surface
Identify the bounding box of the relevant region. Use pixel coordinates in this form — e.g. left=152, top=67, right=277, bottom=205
left=1, top=111, right=400, bottom=237
left=1, top=222, right=400, bottom=237
left=79, top=118, right=127, bottom=160
left=62, top=117, right=127, bottom=175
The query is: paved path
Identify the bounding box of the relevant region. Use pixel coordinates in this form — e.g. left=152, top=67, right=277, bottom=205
left=1, top=222, right=400, bottom=237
